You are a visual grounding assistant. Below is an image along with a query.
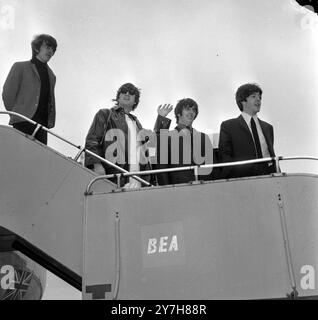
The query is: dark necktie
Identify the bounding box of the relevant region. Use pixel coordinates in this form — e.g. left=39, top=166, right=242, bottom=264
left=250, top=117, right=263, bottom=158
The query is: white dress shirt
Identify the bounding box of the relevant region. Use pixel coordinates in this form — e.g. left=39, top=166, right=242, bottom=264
left=124, top=114, right=141, bottom=189
left=241, top=112, right=270, bottom=158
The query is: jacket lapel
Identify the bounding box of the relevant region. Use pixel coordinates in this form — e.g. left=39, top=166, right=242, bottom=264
left=47, top=65, right=56, bottom=86
left=238, top=115, right=255, bottom=145
left=30, top=62, right=40, bottom=80
left=238, top=115, right=249, bottom=133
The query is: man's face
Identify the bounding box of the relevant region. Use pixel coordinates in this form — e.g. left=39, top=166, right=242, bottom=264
left=36, top=42, right=55, bottom=63
left=242, top=92, right=262, bottom=116
left=177, top=106, right=197, bottom=127
left=118, top=90, right=136, bottom=111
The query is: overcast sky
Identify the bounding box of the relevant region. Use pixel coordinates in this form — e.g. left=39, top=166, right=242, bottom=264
left=1, top=0, right=318, bottom=299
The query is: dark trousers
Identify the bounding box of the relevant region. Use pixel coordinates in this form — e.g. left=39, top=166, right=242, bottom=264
left=13, top=122, right=48, bottom=145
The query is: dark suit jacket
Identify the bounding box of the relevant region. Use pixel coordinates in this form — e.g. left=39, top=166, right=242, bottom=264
left=153, top=115, right=217, bottom=185
left=218, top=115, right=276, bottom=178
left=2, top=61, right=56, bottom=128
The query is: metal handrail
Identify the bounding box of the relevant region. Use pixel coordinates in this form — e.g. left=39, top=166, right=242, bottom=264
left=2, top=111, right=317, bottom=193
left=0, top=111, right=150, bottom=186
left=86, top=155, right=318, bottom=192
left=278, top=156, right=318, bottom=161
left=86, top=156, right=277, bottom=192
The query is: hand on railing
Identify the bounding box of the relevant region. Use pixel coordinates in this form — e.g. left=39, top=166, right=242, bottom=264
left=138, top=128, right=153, bottom=143
left=93, top=163, right=106, bottom=175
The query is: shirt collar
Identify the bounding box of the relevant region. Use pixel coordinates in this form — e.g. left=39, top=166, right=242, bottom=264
left=175, top=123, right=193, bottom=133
left=31, top=57, right=48, bottom=67
left=241, top=112, right=258, bottom=125
left=113, top=106, right=136, bottom=121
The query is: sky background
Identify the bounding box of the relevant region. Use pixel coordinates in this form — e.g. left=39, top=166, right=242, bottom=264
left=0, top=0, right=317, bottom=299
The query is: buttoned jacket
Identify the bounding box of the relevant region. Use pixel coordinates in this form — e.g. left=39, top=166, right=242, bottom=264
left=219, top=115, right=276, bottom=178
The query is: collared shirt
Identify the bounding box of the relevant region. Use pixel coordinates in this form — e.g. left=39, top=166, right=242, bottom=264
left=241, top=112, right=270, bottom=158
left=176, top=123, right=193, bottom=133
left=124, top=114, right=141, bottom=188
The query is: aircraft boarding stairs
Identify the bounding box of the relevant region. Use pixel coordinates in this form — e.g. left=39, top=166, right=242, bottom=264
left=0, top=111, right=318, bottom=299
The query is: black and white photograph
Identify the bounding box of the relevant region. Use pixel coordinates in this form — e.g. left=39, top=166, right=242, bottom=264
left=0, top=0, right=317, bottom=303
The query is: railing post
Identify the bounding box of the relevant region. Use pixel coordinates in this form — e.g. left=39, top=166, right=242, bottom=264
left=74, top=147, right=85, bottom=162
left=116, top=174, right=121, bottom=189
left=194, top=166, right=199, bottom=181
left=275, top=156, right=281, bottom=173
left=31, top=124, right=42, bottom=138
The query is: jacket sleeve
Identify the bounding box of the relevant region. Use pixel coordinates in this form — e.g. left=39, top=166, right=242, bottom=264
left=48, top=70, right=56, bottom=128
left=154, top=115, right=171, bottom=133
left=270, top=125, right=274, bottom=147
left=218, top=121, right=234, bottom=178
left=153, top=134, right=171, bottom=186
left=219, top=121, right=234, bottom=163
left=152, top=115, right=172, bottom=185
left=2, top=62, right=23, bottom=111
left=84, top=109, right=109, bottom=167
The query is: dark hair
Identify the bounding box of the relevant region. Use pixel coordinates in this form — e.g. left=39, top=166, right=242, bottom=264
left=31, top=34, right=57, bottom=58
left=235, top=83, right=262, bottom=111
left=174, top=98, right=199, bottom=123
left=114, top=83, right=141, bottom=110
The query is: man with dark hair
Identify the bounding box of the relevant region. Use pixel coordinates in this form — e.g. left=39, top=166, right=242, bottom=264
left=85, top=83, right=153, bottom=188
left=153, top=98, right=215, bottom=185
left=2, top=34, right=57, bottom=145
left=218, top=83, right=276, bottom=179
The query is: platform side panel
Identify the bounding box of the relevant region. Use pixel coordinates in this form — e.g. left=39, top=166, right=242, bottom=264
left=0, top=125, right=114, bottom=276
left=280, top=175, right=318, bottom=298
left=83, top=197, right=117, bottom=300
left=84, top=178, right=291, bottom=299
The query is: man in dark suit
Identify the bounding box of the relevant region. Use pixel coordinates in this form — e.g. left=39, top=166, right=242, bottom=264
left=218, top=83, right=276, bottom=179
left=2, top=34, right=57, bottom=145
left=153, top=98, right=216, bottom=185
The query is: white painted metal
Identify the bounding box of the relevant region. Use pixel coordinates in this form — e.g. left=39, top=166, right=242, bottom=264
left=0, top=125, right=115, bottom=276
left=83, top=174, right=318, bottom=299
